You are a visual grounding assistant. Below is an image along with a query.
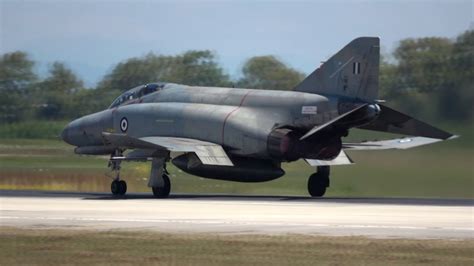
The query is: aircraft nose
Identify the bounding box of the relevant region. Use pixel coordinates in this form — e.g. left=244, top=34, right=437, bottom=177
left=61, top=125, right=69, bottom=143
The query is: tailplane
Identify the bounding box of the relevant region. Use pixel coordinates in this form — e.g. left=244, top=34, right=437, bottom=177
left=294, top=37, right=380, bottom=102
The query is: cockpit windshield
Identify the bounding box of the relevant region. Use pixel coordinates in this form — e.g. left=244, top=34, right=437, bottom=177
left=109, top=82, right=166, bottom=109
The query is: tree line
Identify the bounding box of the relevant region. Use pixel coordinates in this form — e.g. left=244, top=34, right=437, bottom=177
left=0, top=30, right=472, bottom=124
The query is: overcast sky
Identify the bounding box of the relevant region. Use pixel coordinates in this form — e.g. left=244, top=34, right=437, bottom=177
left=1, top=0, right=472, bottom=86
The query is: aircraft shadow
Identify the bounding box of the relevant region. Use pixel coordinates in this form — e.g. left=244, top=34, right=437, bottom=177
left=1, top=190, right=472, bottom=206
left=81, top=193, right=474, bottom=206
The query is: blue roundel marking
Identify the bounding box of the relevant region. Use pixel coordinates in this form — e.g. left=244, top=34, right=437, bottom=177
left=120, top=117, right=128, bottom=132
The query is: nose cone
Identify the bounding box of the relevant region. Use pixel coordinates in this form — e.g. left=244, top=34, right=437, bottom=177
left=61, top=110, right=113, bottom=147
left=61, top=119, right=85, bottom=146
left=61, top=124, right=71, bottom=144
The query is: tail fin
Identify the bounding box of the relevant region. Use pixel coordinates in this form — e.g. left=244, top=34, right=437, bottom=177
left=294, top=37, right=380, bottom=102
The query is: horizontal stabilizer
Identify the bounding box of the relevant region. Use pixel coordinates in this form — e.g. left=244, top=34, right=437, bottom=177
left=343, top=136, right=457, bottom=150
left=359, top=105, right=453, bottom=140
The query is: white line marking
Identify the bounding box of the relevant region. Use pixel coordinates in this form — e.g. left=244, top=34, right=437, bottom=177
left=329, top=56, right=354, bottom=79
left=2, top=216, right=472, bottom=232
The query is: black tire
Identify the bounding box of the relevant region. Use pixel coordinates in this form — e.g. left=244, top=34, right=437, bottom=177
left=118, top=180, right=127, bottom=195
left=152, top=174, right=171, bottom=198
left=111, top=180, right=120, bottom=195
left=307, top=172, right=328, bottom=197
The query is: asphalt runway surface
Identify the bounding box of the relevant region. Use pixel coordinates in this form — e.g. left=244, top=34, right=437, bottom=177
left=1, top=190, right=473, bottom=239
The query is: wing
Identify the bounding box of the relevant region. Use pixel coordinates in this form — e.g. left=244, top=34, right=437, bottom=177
left=343, top=136, right=457, bottom=150
left=102, top=132, right=233, bottom=166
left=140, top=136, right=233, bottom=166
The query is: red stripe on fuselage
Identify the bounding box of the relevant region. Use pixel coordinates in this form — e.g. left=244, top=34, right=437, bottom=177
left=221, top=91, right=251, bottom=146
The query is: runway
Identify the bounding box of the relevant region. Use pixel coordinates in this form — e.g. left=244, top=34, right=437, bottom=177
left=1, top=190, right=473, bottom=239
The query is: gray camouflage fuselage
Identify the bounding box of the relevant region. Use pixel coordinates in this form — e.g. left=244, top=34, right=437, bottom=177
left=62, top=83, right=345, bottom=160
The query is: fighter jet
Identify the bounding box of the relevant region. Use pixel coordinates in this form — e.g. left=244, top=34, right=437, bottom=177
left=61, top=37, right=455, bottom=198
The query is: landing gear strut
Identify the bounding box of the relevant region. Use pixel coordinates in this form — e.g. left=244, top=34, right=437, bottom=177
left=108, top=150, right=127, bottom=196
left=308, top=166, right=330, bottom=197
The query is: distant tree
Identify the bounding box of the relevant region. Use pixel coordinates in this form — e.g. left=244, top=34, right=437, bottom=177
left=69, top=88, right=111, bottom=118
left=393, top=37, right=452, bottom=93
left=40, top=62, right=83, bottom=94
left=166, top=50, right=232, bottom=87
left=378, top=54, right=399, bottom=98
left=97, top=53, right=166, bottom=92
left=237, top=56, right=305, bottom=90
left=36, top=62, right=84, bottom=119
left=450, top=30, right=474, bottom=80
left=98, top=50, right=231, bottom=93
left=438, top=30, right=474, bottom=120
left=0, top=51, right=37, bottom=122
left=0, top=51, right=37, bottom=87
left=380, top=32, right=474, bottom=122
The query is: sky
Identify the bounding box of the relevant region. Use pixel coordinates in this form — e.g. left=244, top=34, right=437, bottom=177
left=1, top=0, right=472, bottom=86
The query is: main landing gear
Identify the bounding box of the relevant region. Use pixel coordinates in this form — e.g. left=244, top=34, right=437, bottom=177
left=151, top=172, right=171, bottom=198
left=149, top=158, right=171, bottom=198
left=308, top=166, right=330, bottom=197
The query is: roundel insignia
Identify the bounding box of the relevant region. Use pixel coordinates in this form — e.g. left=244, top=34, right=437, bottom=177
left=120, top=117, right=128, bottom=132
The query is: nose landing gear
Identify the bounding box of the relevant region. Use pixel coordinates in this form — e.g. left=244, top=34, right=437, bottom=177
left=308, top=166, right=330, bottom=197
left=111, top=180, right=127, bottom=196
left=108, top=150, right=127, bottom=196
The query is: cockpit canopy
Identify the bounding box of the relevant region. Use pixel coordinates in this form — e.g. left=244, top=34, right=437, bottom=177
left=109, top=82, right=166, bottom=109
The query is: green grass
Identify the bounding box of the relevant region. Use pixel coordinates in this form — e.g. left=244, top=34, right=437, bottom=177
left=0, top=129, right=472, bottom=198
left=1, top=228, right=473, bottom=266
left=0, top=120, right=67, bottom=139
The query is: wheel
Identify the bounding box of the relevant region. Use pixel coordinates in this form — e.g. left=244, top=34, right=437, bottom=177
left=152, top=174, right=171, bottom=198
left=118, top=180, right=127, bottom=195
left=111, top=180, right=120, bottom=195
left=308, top=173, right=327, bottom=197
left=111, top=180, right=127, bottom=196
left=307, top=169, right=330, bottom=197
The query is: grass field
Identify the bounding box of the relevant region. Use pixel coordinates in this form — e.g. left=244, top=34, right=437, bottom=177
left=0, top=124, right=472, bottom=198
left=1, top=228, right=473, bottom=265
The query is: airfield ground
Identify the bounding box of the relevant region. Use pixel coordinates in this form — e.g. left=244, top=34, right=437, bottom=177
left=2, top=227, right=473, bottom=265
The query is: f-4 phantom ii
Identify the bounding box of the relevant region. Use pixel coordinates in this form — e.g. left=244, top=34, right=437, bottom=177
left=61, top=37, right=455, bottom=198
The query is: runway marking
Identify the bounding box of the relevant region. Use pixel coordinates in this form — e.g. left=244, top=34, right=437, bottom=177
left=2, top=194, right=473, bottom=239
left=2, top=216, right=473, bottom=233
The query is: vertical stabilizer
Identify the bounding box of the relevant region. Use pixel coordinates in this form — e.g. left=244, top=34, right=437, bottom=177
left=294, top=37, right=380, bottom=102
